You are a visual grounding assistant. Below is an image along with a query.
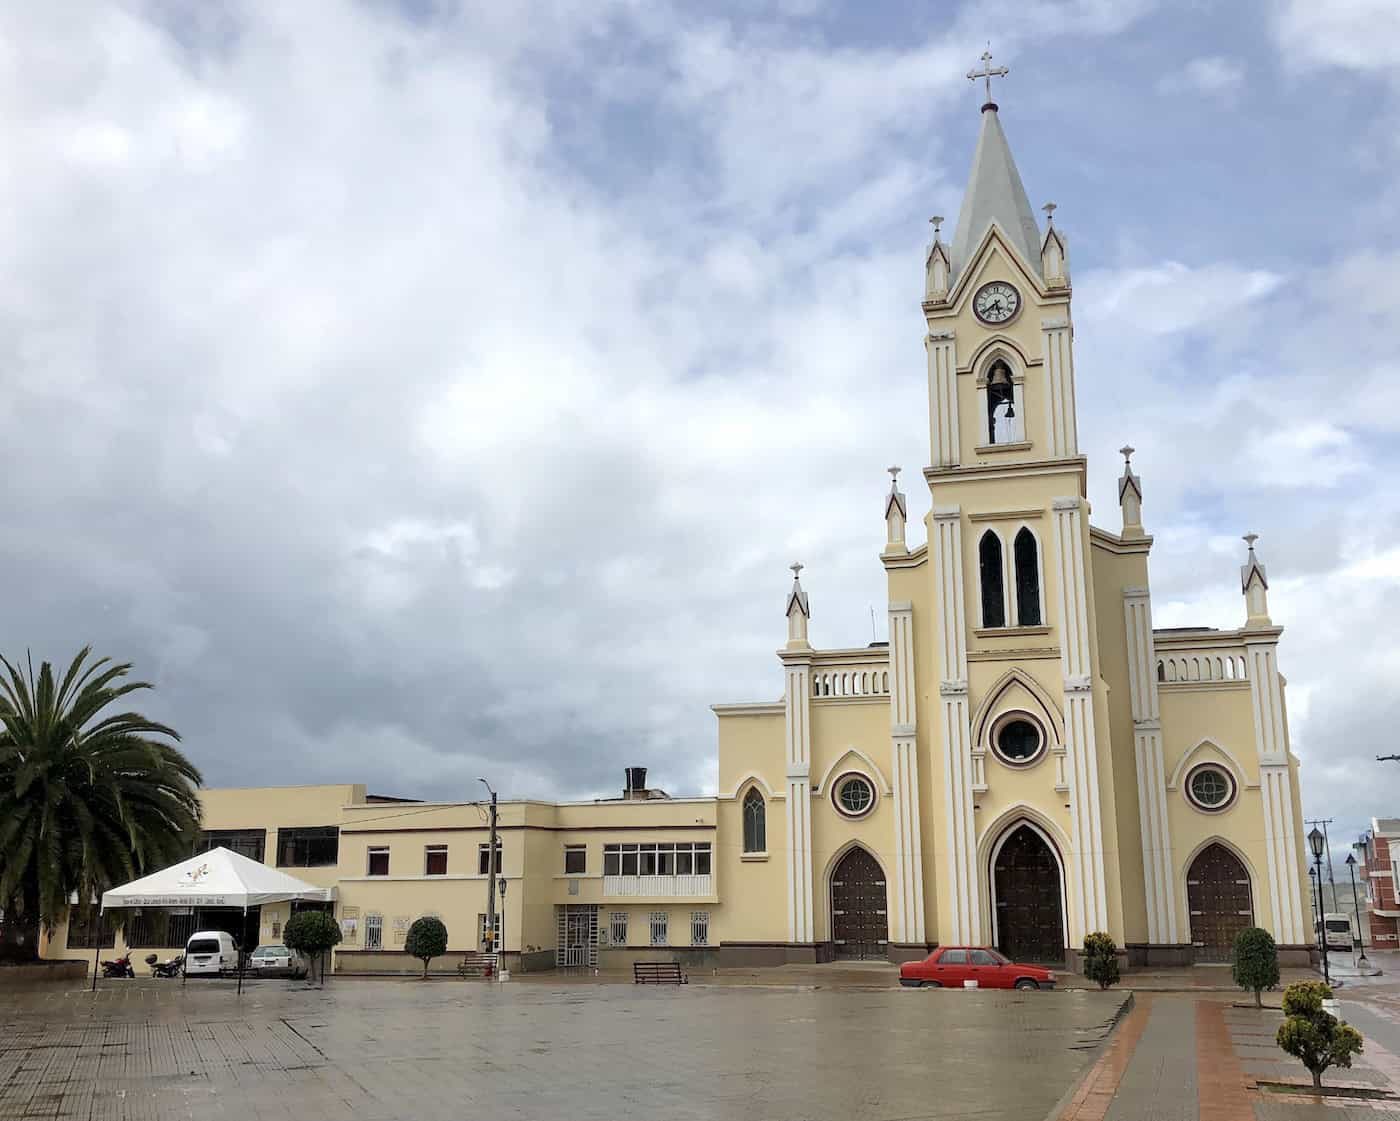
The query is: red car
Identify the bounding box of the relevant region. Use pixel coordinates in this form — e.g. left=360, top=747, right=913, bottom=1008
left=899, top=946, right=1056, bottom=990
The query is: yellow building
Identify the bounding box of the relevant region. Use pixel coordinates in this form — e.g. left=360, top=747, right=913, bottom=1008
left=44, top=79, right=1312, bottom=974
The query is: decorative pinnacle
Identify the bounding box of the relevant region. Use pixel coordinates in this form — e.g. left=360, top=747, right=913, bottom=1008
left=929, top=216, right=944, bottom=236
left=1119, top=445, right=1135, bottom=466
left=1243, top=533, right=1259, bottom=551
left=790, top=562, right=804, bottom=579
left=888, top=465, right=901, bottom=485
left=967, top=45, right=1009, bottom=105
left=1043, top=202, right=1057, bottom=224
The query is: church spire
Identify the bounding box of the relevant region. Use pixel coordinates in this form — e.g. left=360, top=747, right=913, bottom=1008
left=1118, top=446, right=1144, bottom=539
left=1240, top=534, right=1272, bottom=629
left=785, top=562, right=811, bottom=649
left=950, top=48, right=1042, bottom=283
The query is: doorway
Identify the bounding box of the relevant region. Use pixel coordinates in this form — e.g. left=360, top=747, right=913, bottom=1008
left=555, top=905, right=598, bottom=968
left=1187, top=843, right=1253, bottom=963
left=830, top=846, right=888, bottom=959
left=992, top=824, right=1066, bottom=964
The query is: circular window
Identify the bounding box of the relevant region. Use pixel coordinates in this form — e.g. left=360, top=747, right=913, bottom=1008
left=991, top=714, right=1045, bottom=766
left=1186, top=765, right=1235, bottom=811
left=834, top=774, right=875, bottom=817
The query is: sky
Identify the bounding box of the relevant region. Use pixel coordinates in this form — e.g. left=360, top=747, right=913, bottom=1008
left=0, top=1, right=1397, bottom=856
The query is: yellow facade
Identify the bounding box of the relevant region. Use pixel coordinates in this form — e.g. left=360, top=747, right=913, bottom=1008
left=44, top=96, right=1312, bottom=974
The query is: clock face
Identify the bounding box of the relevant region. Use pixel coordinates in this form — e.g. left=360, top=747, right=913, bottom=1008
left=973, top=281, right=1020, bottom=324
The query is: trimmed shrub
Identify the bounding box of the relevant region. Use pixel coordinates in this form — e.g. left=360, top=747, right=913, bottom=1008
left=1082, top=931, right=1120, bottom=990
left=1276, top=980, right=1363, bottom=1089
left=405, top=916, right=449, bottom=978
left=283, top=911, right=342, bottom=984
left=1232, top=926, right=1280, bottom=1008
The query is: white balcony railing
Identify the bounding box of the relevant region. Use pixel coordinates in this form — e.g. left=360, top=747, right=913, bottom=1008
left=602, top=874, right=713, bottom=897
left=1156, top=650, right=1248, bottom=685
left=811, top=662, right=890, bottom=698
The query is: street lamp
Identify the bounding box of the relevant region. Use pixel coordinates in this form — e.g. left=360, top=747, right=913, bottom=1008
left=479, top=778, right=498, bottom=956
left=1309, top=827, right=1330, bottom=985
left=497, top=878, right=508, bottom=979
left=1345, top=853, right=1369, bottom=967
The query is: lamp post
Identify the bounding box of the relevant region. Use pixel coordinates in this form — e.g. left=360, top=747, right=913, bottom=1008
left=1345, top=852, right=1369, bottom=967
left=479, top=778, right=498, bottom=958
left=497, top=877, right=508, bottom=980
left=1309, top=827, right=1330, bottom=985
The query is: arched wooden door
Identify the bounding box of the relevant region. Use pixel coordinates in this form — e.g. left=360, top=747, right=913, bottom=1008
left=831, top=847, right=888, bottom=960
left=1187, top=843, right=1253, bottom=962
left=993, top=824, right=1066, bottom=964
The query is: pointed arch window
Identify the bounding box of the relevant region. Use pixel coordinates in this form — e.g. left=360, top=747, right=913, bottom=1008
left=1014, top=527, right=1041, bottom=626
left=742, top=788, right=766, bottom=854
left=979, top=530, right=1006, bottom=628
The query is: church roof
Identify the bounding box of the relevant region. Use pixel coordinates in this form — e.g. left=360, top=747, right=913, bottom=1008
left=950, top=106, right=1043, bottom=284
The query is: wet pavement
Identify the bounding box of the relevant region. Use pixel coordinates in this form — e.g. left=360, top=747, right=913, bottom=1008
left=0, top=977, right=1129, bottom=1121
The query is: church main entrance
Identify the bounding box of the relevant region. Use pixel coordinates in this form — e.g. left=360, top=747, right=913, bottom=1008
left=1187, top=843, right=1253, bottom=963
left=993, top=824, right=1066, bottom=964
left=831, top=847, right=888, bottom=959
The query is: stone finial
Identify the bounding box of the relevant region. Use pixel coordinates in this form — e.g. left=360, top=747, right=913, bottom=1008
left=1118, top=444, right=1143, bottom=538
left=1240, top=533, right=1271, bottom=628
left=884, top=468, right=908, bottom=557
left=929, top=216, right=944, bottom=238
left=1043, top=201, right=1057, bottom=225
left=786, top=562, right=811, bottom=648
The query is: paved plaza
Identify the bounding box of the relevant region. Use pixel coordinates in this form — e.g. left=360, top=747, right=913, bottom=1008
left=1, top=976, right=1128, bottom=1121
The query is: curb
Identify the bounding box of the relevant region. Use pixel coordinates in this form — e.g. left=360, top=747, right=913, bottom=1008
left=1039, top=991, right=1136, bottom=1121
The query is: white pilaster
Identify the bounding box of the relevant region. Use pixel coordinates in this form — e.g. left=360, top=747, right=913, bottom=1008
left=1040, top=318, right=1078, bottom=458
left=1053, top=496, right=1106, bottom=939
left=1123, top=586, right=1178, bottom=945
left=931, top=505, right=979, bottom=944
left=783, top=656, right=814, bottom=944
left=1247, top=638, right=1305, bottom=945
left=888, top=601, right=924, bottom=944
left=927, top=330, right=960, bottom=467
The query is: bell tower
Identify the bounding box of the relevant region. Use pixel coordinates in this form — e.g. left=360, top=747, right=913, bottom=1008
left=921, top=51, right=1110, bottom=950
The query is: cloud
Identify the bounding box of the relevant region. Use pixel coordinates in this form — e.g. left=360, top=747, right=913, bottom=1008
left=1157, top=56, right=1245, bottom=96
left=1274, top=0, right=1400, bottom=72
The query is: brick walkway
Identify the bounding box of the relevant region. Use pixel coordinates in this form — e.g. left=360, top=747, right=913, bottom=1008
left=1055, top=994, right=1400, bottom=1121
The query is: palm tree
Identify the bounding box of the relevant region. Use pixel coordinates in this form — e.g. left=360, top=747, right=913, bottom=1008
left=0, top=648, right=202, bottom=960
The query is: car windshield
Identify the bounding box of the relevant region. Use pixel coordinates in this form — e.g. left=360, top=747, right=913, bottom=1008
left=986, top=949, right=1010, bottom=964
left=1325, top=921, right=1350, bottom=932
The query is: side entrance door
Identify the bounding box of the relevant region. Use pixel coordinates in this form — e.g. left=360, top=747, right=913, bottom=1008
left=1187, top=844, right=1253, bottom=963
left=831, top=847, right=889, bottom=960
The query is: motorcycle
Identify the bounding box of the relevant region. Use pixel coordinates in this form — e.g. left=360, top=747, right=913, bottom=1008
left=145, top=952, right=183, bottom=978
left=100, top=953, right=135, bottom=978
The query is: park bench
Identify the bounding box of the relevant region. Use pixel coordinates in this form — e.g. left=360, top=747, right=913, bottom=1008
left=456, top=952, right=498, bottom=979
left=633, top=961, right=687, bottom=985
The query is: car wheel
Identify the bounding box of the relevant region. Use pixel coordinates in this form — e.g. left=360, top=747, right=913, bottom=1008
left=1014, top=979, right=1040, bottom=991
left=919, top=980, right=943, bottom=988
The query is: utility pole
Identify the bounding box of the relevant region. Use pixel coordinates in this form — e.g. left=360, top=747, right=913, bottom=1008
left=1308, top=818, right=1337, bottom=913
left=480, top=778, right=498, bottom=958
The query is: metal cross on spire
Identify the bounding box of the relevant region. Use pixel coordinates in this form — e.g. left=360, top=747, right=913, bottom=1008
left=967, top=46, right=1009, bottom=104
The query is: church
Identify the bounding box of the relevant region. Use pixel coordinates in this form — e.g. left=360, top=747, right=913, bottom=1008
left=709, top=57, right=1312, bottom=968
left=42, top=59, right=1315, bottom=975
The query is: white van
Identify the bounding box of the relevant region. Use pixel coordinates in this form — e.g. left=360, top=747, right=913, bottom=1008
left=1319, top=914, right=1354, bottom=951
left=184, top=930, right=240, bottom=976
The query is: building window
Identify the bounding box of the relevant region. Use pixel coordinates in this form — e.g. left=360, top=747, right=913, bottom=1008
left=477, top=843, right=502, bottom=875
left=365, top=913, right=383, bottom=950
left=564, top=845, right=586, bottom=875
left=367, top=846, right=390, bottom=876
left=276, top=827, right=339, bottom=868
left=649, top=911, right=668, bottom=946
left=603, top=842, right=712, bottom=876
left=991, top=713, right=1045, bottom=766
left=742, top=789, right=766, bottom=853
left=424, top=846, right=448, bottom=876
left=197, top=829, right=266, bottom=863
left=65, top=906, right=116, bottom=950
left=1014, top=527, right=1041, bottom=626
left=1185, top=764, right=1236, bottom=812
left=610, top=912, right=628, bottom=946
left=478, top=912, right=502, bottom=948
left=979, top=530, right=1005, bottom=627
left=833, top=774, right=875, bottom=818
left=690, top=911, right=710, bottom=946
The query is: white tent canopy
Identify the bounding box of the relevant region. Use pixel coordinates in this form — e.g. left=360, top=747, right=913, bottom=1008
left=101, top=846, right=332, bottom=912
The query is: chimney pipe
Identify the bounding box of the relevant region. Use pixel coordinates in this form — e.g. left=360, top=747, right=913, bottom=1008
left=624, top=767, right=648, bottom=798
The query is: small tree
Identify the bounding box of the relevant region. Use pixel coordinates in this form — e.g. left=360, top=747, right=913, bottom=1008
left=1081, top=931, right=1120, bottom=990
left=1276, top=980, right=1363, bottom=1090
left=283, top=911, right=341, bottom=985
left=405, top=916, right=449, bottom=978
left=1232, top=926, right=1280, bottom=1008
